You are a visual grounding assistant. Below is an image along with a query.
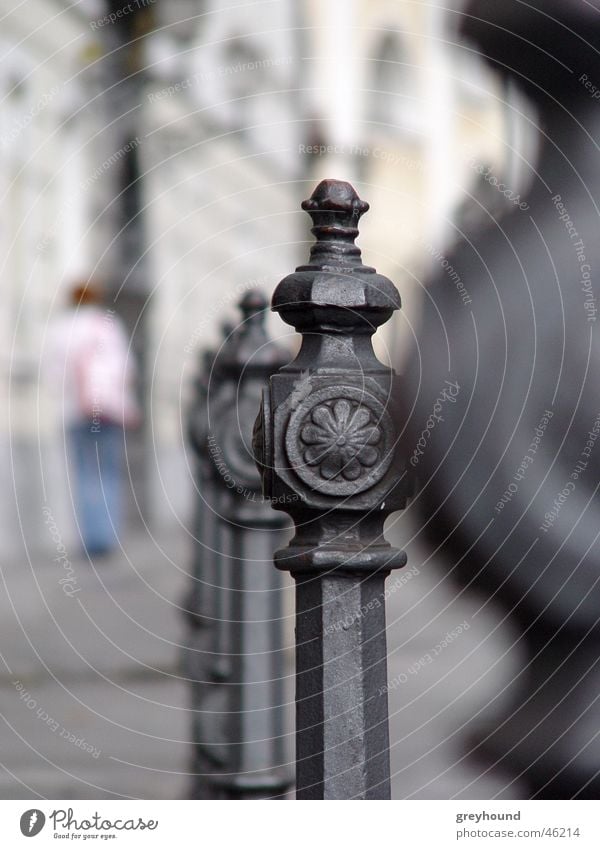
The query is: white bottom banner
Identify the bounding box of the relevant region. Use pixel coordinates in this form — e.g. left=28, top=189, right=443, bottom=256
left=0, top=800, right=597, bottom=847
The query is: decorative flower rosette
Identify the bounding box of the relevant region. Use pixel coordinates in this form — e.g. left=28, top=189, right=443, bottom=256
left=285, top=385, right=393, bottom=496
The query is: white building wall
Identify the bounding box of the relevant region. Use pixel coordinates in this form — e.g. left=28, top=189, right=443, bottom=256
left=0, top=0, right=111, bottom=554
left=139, top=97, right=301, bottom=526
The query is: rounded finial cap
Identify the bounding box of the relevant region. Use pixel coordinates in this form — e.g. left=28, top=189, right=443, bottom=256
left=302, top=179, right=369, bottom=218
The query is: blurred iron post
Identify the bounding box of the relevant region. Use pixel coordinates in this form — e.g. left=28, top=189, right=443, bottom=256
left=253, top=180, right=410, bottom=799
left=184, top=293, right=292, bottom=799
left=184, top=340, right=225, bottom=798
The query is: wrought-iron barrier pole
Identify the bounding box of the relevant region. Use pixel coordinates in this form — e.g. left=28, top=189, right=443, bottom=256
left=184, top=292, right=292, bottom=799
left=185, top=335, right=226, bottom=798
left=253, top=180, right=410, bottom=799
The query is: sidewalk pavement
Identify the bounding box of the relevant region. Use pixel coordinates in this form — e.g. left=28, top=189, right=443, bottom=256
left=0, top=525, right=190, bottom=799
left=0, top=517, right=524, bottom=799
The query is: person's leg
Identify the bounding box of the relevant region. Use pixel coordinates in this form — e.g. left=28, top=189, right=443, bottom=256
left=69, top=422, right=103, bottom=554
left=69, top=422, right=121, bottom=555
left=96, top=422, right=124, bottom=549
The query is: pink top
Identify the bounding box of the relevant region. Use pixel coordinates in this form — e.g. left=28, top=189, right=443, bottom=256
left=46, top=305, right=141, bottom=428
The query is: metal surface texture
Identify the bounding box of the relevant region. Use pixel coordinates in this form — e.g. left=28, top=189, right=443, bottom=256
left=184, top=292, right=292, bottom=799
left=253, top=179, right=412, bottom=799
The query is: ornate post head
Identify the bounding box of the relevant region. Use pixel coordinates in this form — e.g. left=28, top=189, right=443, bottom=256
left=253, top=179, right=410, bottom=577
left=206, top=292, right=289, bottom=503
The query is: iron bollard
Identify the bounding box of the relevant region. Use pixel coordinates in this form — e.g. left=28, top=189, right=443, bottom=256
left=184, top=292, right=293, bottom=799
left=253, top=180, right=411, bottom=799
left=184, top=336, right=227, bottom=798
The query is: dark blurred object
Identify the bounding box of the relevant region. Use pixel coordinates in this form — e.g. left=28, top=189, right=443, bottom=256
left=405, top=0, right=600, bottom=798
left=460, top=0, right=600, bottom=103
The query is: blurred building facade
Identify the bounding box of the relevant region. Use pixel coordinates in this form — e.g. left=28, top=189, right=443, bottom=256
left=1, top=0, right=537, bottom=553
left=0, top=0, right=118, bottom=552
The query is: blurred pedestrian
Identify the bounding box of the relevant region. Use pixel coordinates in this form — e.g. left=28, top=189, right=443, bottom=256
left=48, top=282, right=140, bottom=556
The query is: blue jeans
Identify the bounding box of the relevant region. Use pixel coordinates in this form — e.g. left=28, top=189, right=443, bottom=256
left=69, top=421, right=124, bottom=554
